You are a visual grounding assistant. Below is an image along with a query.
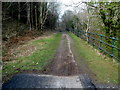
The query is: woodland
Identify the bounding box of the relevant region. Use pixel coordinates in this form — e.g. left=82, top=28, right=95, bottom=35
left=2, top=1, right=120, bottom=85
left=2, top=1, right=120, bottom=61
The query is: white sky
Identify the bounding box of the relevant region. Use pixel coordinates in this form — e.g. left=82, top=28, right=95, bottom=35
left=57, top=0, right=117, bottom=16
left=58, top=0, right=82, bottom=15
left=57, top=0, right=119, bottom=21
left=58, top=0, right=87, bottom=19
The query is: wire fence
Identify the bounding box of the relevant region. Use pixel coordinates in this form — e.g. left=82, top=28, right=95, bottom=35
left=72, top=30, right=120, bottom=61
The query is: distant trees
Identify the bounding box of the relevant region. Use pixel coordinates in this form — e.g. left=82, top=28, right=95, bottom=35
left=62, top=1, right=120, bottom=58
left=2, top=2, right=60, bottom=38
left=62, top=2, right=120, bottom=40
left=62, top=10, right=74, bottom=31
left=85, top=2, right=120, bottom=41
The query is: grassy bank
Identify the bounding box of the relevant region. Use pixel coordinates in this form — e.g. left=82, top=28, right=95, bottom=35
left=3, top=33, right=62, bottom=82
left=69, top=32, right=119, bottom=84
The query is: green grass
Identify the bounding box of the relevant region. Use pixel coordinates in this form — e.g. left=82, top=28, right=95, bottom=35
left=69, top=32, right=119, bottom=84
left=3, top=33, right=62, bottom=80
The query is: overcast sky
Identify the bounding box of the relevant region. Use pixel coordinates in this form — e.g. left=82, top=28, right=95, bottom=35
left=58, top=0, right=81, bottom=15
left=57, top=0, right=117, bottom=20
left=57, top=0, right=117, bottom=16
left=57, top=0, right=87, bottom=19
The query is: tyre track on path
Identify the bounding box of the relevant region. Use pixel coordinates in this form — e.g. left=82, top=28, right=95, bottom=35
left=2, top=33, right=96, bottom=89
left=43, top=33, right=80, bottom=76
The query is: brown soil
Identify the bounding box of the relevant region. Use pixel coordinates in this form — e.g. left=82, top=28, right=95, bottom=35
left=18, top=33, right=93, bottom=78
left=2, top=35, right=37, bottom=62
left=42, top=34, right=80, bottom=76
left=2, top=31, right=53, bottom=62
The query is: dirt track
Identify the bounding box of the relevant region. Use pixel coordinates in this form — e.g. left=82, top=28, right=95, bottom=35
left=2, top=33, right=119, bottom=89
left=2, top=33, right=92, bottom=89
left=43, top=33, right=80, bottom=76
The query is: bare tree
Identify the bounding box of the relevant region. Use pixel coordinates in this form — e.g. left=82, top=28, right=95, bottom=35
left=18, top=2, right=20, bottom=21
left=27, top=2, right=31, bottom=31
left=35, top=5, right=38, bottom=30
left=39, top=2, right=49, bottom=33
left=31, top=2, right=34, bottom=29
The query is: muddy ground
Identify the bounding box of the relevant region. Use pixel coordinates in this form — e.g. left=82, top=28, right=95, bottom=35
left=2, top=33, right=119, bottom=89
left=2, top=33, right=94, bottom=88
left=42, top=33, right=80, bottom=76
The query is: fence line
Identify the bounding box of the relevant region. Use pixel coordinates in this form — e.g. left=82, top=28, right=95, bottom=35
left=72, top=30, right=120, bottom=61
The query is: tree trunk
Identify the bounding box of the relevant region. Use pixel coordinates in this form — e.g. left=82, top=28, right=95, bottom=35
left=86, top=5, right=90, bottom=42
left=18, top=2, right=20, bottom=21
left=42, top=2, right=49, bottom=29
left=39, top=2, right=43, bottom=33
left=39, top=2, right=48, bottom=33
left=27, top=2, right=31, bottom=31
left=35, top=5, right=37, bottom=30
left=31, top=2, right=34, bottom=29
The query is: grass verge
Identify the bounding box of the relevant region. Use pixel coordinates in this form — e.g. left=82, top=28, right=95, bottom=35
left=69, top=32, right=119, bottom=84
left=3, top=33, right=62, bottom=82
